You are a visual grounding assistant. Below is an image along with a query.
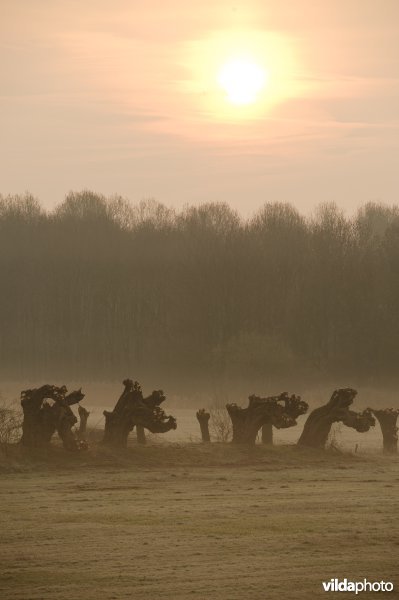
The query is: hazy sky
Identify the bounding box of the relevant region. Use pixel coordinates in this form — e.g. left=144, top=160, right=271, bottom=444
left=1, top=0, right=399, bottom=215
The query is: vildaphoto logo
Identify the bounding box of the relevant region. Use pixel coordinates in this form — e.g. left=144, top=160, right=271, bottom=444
left=322, top=579, right=394, bottom=594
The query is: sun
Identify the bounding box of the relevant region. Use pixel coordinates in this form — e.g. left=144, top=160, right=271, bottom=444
left=217, top=57, right=268, bottom=106
left=180, top=29, right=302, bottom=121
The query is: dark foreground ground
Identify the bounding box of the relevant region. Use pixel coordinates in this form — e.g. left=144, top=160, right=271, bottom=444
left=0, top=444, right=398, bottom=600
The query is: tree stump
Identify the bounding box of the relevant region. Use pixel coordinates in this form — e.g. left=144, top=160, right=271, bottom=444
left=77, top=405, right=90, bottom=441
left=371, top=409, right=399, bottom=454
left=226, top=393, right=308, bottom=445
left=298, top=388, right=375, bottom=449
left=196, top=409, right=211, bottom=442
left=102, top=379, right=177, bottom=447
left=21, top=385, right=85, bottom=451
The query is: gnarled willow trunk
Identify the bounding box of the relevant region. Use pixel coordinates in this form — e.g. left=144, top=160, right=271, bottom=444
left=102, top=379, right=177, bottom=447
left=196, top=409, right=211, bottom=442
left=371, top=409, right=399, bottom=454
left=226, top=393, right=308, bottom=445
left=298, top=388, right=375, bottom=449
left=21, top=385, right=85, bottom=451
left=136, top=425, right=146, bottom=444
left=261, top=422, right=273, bottom=444
left=77, top=405, right=90, bottom=441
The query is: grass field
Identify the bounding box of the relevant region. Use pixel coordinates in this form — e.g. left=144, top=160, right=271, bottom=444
left=0, top=444, right=398, bottom=600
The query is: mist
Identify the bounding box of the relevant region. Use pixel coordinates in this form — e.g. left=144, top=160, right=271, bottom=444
left=1, top=190, right=399, bottom=393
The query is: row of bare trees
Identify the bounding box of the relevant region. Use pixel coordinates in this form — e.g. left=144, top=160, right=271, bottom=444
left=197, top=389, right=398, bottom=454
left=16, top=381, right=398, bottom=454
left=19, top=379, right=176, bottom=451
left=2, top=192, right=399, bottom=385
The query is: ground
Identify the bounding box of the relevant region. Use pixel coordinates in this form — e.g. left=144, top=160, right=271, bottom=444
left=0, top=444, right=398, bottom=600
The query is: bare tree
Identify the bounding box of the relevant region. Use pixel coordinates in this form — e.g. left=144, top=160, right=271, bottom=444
left=196, top=409, right=211, bottom=442
left=0, top=397, right=22, bottom=450
left=226, top=393, right=307, bottom=445
left=371, top=408, right=399, bottom=454
left=20, top=385, right=85, bottom=451
left=102, top=379, right=176, bottom=447
left=298, top=389, right=375, bottom=449
left=209, top=404, right=232, bottom=443
left=77, top=405, right=90, bottom=441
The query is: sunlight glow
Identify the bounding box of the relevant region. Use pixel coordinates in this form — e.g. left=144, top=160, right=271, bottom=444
left=182, top=29, right=302, bottom=122
left=218, top=58, right=268, bottom=105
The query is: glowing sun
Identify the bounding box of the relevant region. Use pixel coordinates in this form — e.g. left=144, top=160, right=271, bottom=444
left=217, top=58, right=268, bottom=106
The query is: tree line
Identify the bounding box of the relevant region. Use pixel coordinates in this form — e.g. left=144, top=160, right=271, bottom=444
left=1, top=190, right=399, bottom=387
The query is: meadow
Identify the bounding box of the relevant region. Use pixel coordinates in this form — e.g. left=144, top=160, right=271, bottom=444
left=1, top=436, right=398, bottom=599
left=1, top=380, right=398, bottom=599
